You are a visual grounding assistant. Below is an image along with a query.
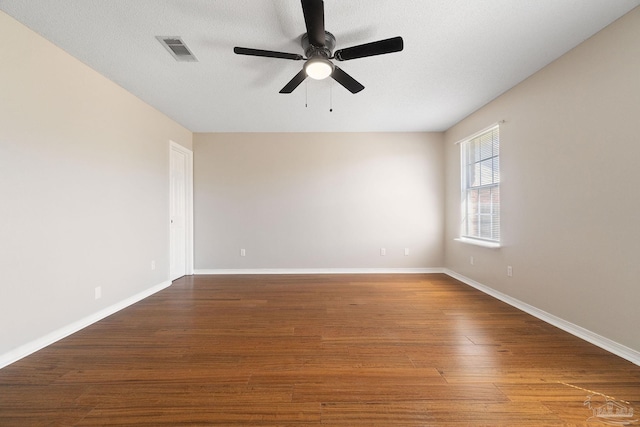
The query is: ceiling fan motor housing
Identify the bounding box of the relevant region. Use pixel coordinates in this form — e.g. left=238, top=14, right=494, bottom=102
left=301, top=31, right=336, bottom=59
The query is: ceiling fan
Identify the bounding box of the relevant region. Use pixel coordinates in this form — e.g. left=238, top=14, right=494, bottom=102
left=233, top=0, right=404, bottom=94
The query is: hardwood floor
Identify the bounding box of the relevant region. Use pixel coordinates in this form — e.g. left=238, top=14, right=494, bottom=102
left=1, top=274, right=638, bottom=425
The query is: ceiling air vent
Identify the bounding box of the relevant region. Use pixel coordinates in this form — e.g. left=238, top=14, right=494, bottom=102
left=156, top=36, right=198, bottom=62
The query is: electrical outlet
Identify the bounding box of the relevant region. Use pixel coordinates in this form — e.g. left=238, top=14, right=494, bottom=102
left=470, top=256, right=474, bottom=265
left=151, top=260, right=156, bottom=270
left=94, top=286, right=102, bottom=300
left=240, top=248, right=246, bottom=257
left=404, top=248, right=410, bottom=256
left=507, top=266, right=513, bottom=277
left=380, top=248, right=386, bottom=256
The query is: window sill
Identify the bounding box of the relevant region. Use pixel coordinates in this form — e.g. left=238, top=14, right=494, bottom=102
left=454, top=237, right=501, bottom=249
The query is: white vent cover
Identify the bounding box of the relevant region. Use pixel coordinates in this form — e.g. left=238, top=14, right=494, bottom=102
left=156, top=36, right=197, bottom=62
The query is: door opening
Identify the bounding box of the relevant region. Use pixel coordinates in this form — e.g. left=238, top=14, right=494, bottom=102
left=169, top=141, right=193, bottom=281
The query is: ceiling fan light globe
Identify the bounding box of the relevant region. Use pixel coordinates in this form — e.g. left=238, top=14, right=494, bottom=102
left=305, top=58, right=333, bottom=80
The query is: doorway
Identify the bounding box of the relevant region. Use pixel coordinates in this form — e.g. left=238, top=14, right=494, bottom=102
left=169, top=141, right=193, bottom=281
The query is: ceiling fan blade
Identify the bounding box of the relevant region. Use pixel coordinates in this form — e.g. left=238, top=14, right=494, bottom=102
left=234, top=47, right=303, bottom=61
left=301, top=0, right=325, bottom=47
left=334, top=36, right=404, bottom=61
left=279, top=69, right=308, bottom=93
left=331, top=66, right=364, bottom=94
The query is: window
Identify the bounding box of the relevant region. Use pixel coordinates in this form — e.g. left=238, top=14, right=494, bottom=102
left=461, top=125, right=500, bottom=243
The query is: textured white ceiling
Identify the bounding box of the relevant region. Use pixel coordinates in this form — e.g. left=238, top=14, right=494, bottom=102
left=1, top=0, right=638, bottom=132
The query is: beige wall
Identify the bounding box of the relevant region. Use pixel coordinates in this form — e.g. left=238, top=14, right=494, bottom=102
left=0, top=11, right=192, bottom=358
left=194, top=132, right=444, bottom=270
left=444, top=8, right=640, bottom=352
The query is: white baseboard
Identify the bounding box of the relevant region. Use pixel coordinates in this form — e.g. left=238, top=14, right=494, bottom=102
left=194, top=268, right=444, bottom=275
left=0, top=280, right=171, bottom=370
left=444, top=269, right=640, bottom=367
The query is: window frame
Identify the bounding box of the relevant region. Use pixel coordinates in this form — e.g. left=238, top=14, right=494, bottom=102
left=459, top=124, right=501, bottom=245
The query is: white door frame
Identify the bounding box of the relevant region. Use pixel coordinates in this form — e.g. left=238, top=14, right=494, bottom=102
left=169, top=141, right=194, bottom=279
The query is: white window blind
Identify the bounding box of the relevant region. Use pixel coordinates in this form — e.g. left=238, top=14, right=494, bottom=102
left=461, top=125, right=500, bottom=242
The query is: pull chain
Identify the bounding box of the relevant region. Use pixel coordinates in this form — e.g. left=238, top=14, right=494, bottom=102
left=329, top=80, right=333, bottom=112
left=305, top=80, right=308, bottom=108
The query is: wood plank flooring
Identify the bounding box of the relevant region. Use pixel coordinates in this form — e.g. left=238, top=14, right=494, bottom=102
left=1, top=274, right=639, bottom=425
